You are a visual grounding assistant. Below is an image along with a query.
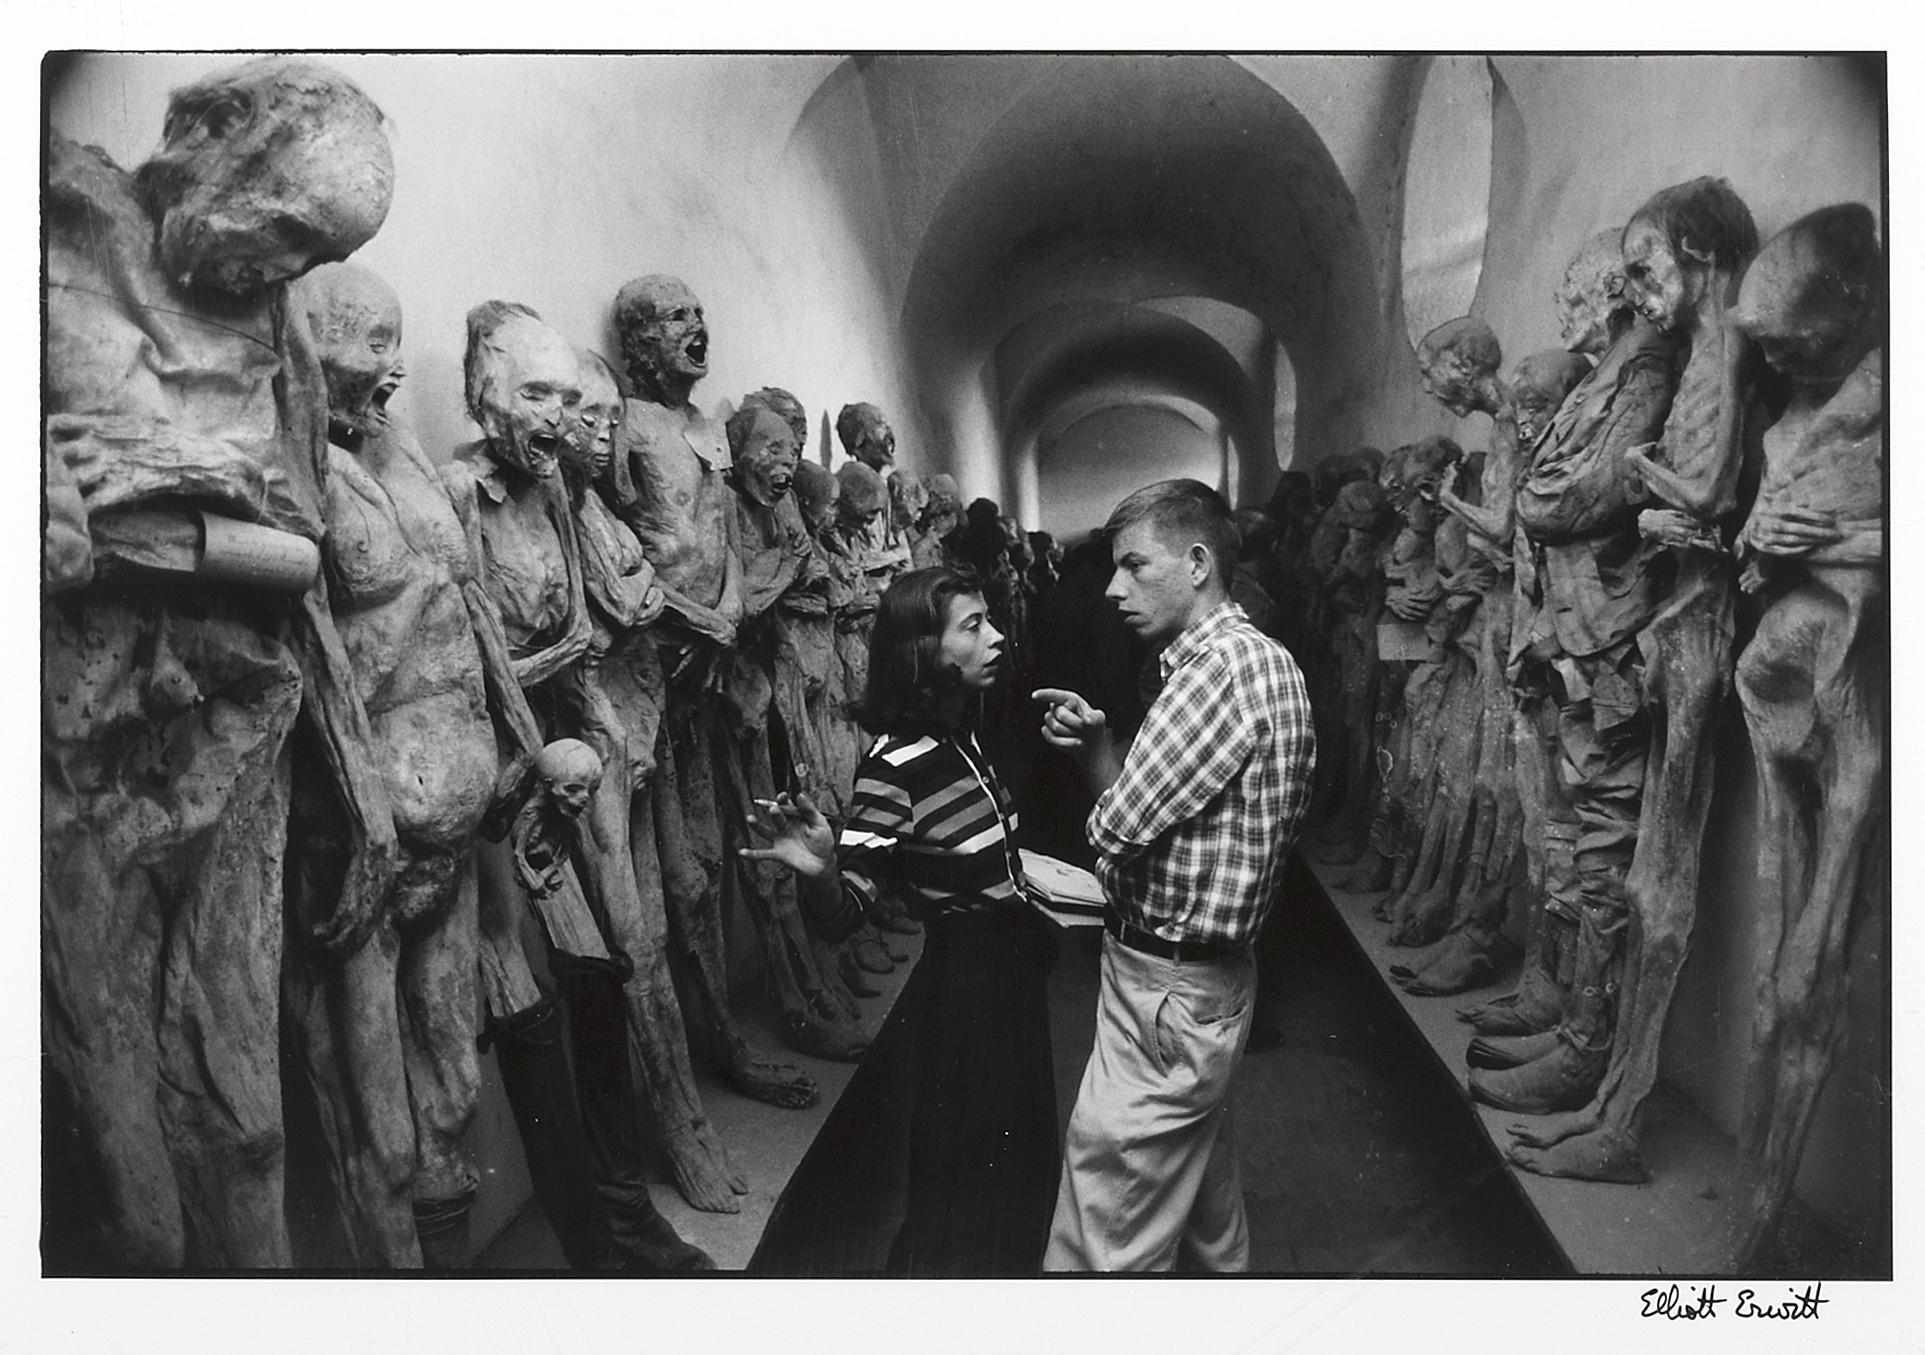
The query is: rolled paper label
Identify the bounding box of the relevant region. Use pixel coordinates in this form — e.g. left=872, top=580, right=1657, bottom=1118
left=1376, top=619, right=1432, bottom=661
left=197, top=512, right=321, bottom=591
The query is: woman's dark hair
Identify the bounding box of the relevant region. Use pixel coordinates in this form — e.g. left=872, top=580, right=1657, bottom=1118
left=859, top=565, right=986, bottom=736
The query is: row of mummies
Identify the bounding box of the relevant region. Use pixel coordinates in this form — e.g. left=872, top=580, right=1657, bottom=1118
left=1258, top=176, right=1883, bottom=1268
left=40, top=56, right=1034, bottom=1272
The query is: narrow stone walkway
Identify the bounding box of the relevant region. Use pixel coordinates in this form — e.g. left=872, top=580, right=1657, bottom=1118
left=477, top=856, right=1568, bottom=1275
left=745, top=858, right=1564, bottom=1276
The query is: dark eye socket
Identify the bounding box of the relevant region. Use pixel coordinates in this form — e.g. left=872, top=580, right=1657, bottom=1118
left=268, top=212, right=324, bottom=257
left=198, top=94, right=252, bottom=141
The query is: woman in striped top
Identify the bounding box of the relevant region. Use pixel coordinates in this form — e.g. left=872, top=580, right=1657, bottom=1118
left=742, top=566, right=1058, bottom=1275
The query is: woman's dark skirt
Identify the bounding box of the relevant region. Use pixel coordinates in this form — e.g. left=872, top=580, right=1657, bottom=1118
left=886, top=903, right=1059, bottom=1277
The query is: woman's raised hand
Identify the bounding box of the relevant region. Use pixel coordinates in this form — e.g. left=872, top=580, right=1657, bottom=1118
left=739, top=791, right=836, bottom=877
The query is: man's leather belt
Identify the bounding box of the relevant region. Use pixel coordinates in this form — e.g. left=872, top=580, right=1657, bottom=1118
left=1105, top=915, right=1245, bottom=964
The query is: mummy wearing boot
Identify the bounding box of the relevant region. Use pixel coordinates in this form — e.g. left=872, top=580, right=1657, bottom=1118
left=1481, top=178, right=1759, bottom=1145
left=445, top=302, right=736, bottom=1247
left=488, top=740, right=713, bottom=1271
left=1457, top=231, right=1680, bottom=1049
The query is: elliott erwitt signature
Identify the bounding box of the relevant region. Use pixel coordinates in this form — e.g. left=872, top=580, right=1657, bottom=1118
left=1639, top=1283, right=1829, bottom=1321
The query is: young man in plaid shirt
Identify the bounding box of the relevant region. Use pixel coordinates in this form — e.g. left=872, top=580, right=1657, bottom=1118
left=1035, top=479, right=1315, bottom=1271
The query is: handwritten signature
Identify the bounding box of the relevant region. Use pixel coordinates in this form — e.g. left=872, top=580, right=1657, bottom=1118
left=1640, top=1283, right=1829, bottom=1320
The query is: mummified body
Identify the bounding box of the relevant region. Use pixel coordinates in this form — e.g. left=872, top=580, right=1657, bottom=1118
left=838, top=401, right=912, bottom=584
left=444, top=302, right=743, bottom=1235
left=1380, top=496, right=1486, bottom=946
left=281, top=262, right=547, bottom=1265
left=1458, top=233, right=1680, bottom=1047
left=1341, top=439, right=1453, bottom=898
left=722, top=406, right=872, bottom=1056
left=1305, top=451, right=1392, bottom=859
left=1393, top=344, right=1590, bottom=991
left=1484, top=177, right=1760, bottom=1135
left=486, top=737, right=714, bottom=1270
left=1384, top=320, right=1517, bottom=956
left=42, top=59, right=396, bottom=1269
left=1725, top=207, right=1884, bottom=1265
left=755, top=403, right=900, bottom=999
left=743, top=390, right=834, bottom=809
left=608, top=275, right=824, bottom=1112
left=911, top=472, right=964, bottom=571
left=831, top=461, right=889, bottom=722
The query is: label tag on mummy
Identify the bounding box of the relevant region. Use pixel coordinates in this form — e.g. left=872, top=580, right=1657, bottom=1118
left=89, top=508, right=320, bottom=592
left=198, top=512, right=322, bottom=590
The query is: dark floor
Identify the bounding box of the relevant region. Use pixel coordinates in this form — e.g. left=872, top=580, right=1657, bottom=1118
left=748, top=859, right=1565, bottom=1276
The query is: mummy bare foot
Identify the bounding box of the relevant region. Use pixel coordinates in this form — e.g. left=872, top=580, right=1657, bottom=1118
left=665, top=1126, right=750, bottom=1214
left=1503, top=1101, right=1601, bottom=1151
left=1506, top=1124, right=1647, bottom=1183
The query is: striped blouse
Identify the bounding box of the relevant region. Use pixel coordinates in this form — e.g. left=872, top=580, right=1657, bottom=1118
left=837, top=729, right=1026, bottom=922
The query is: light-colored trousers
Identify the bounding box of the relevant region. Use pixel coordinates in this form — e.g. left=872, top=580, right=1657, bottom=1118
left=1045, top=932, right=1257, bottom=1271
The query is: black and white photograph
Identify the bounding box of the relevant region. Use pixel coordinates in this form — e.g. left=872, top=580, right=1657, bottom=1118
left=19, top=34, right=1912, bottom=1354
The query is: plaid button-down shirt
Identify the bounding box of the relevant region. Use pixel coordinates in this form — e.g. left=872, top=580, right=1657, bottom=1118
left=1088, top=600, right=1315, bottom=948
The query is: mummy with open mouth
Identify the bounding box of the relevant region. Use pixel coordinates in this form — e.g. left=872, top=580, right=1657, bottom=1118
left=524, top=431, right=563, bottom=474
left=369, top=378, right=400, bottom=423
left=293, top=261, right=410, bottom=446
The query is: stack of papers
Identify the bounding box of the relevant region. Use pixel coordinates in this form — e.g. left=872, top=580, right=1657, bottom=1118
left=1019, top=849, right=1107, bottom=928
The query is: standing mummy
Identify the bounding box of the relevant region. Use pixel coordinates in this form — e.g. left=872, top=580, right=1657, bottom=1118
left=1481, top=178, right=1759, bottom=1137
left=43, top=58, right=395, bottom=1269
left=1726, top=205, right=1884, bottom=1266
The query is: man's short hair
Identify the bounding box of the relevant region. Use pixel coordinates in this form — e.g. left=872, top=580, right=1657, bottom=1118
left=1104, top=479, right=1239, bottom=585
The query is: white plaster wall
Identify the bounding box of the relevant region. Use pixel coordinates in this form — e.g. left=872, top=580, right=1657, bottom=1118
left=1037, top=403, right=1222, bottom=541
left=1478, top=56, right=1881, bottom=370
left=50, top=54, right=928, bottom=469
